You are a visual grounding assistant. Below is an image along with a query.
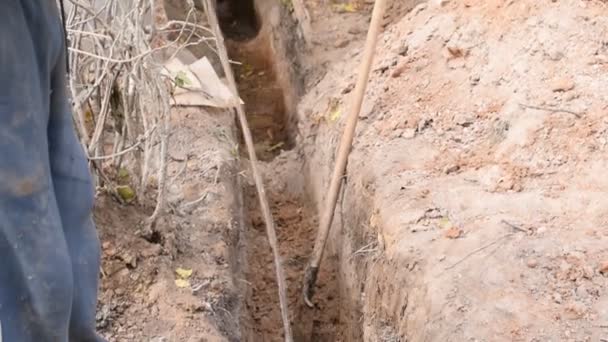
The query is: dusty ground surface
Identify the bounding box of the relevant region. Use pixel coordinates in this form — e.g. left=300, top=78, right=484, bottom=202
left=95, top=0, right=608, bottom=340
left=95, top=107, right=243, bottom=342
left=297, top=0, right=608, bottom=341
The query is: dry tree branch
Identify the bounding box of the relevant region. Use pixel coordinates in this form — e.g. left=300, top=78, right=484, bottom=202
left=66, top=0, right=212, bottom=224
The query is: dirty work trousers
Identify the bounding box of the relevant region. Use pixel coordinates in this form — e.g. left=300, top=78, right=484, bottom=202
left=0, top=1, right=104, bottom=341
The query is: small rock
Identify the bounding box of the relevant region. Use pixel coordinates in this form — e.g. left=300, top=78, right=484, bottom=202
left=527, top=258, right=539, bottom=268
left=141, top=244, right=162, bottom=258
left=599, top=261, right=608, bottom=275
left=348, top=26, right=364, bottom=35
left=402, top=128, right=416, bottom=139
left=551, top=77, right=575, bottom=92
left=444, top=227, right=462, bottom=239
left=335, top=38, right=349, bottom=48
left=104, top=247, right=118, bottom=257
left=446, top=46, right=466, bottom=59
left=418, top=118, right=432, bottom=132
left=390, top=129, right=403, bottom=139
left=553, top=292, right=563, bottom=304
left=122, top=253, right=137, bottom=268
left=391, top=60, right=409, bottom=78
left=546, top=48, right=564, bottom=61
left=444, top=164, right=460, bottom=174
left=397, top=43, right=409, bottom=56
left=564, top=301, right=585, bottom=320
left=564, top=92, right=579, bottom=101
left=575, top=284, right=590, bottom=300
left=583, top=265, right=594, bottom=279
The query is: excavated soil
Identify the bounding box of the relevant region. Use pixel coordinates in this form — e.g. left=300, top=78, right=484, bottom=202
left=95, top=106, right=243, bottom=342
left=241, top=175, right=342, bottom=342
left=96, top=0, right=608, bottom=341
left=298, top=0, right=608, bottom=341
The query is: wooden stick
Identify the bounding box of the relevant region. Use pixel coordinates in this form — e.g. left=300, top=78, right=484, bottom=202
left=303, top=0, right=387, bottom=307
left=202, top=1, right=293, bottom=341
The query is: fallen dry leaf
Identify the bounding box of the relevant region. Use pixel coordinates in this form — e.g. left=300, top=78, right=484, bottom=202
left=438, top=217, right=452, bottom=229
left=176, top=267, right=193, bottom=279
left=175, top=279, right=191, bottom=288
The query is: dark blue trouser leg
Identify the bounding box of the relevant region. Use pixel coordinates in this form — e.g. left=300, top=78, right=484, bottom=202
left=0, top=1, right=104, bottom=341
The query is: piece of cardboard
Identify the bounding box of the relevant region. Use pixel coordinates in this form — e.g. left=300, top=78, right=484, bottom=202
left=162, top=56, right=242, bottom=108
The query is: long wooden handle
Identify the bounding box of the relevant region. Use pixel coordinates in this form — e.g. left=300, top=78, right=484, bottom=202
left=202, top=1, right=294, bottom=341
left=303, top=0, right=387, bottom=307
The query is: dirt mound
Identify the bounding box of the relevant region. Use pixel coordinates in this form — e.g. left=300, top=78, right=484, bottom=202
left=96, top=107, right=242, bottom=342
left=297, top=0, right=608, bottom=340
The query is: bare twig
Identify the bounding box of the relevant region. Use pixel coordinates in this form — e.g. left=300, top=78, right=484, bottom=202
left=350, top=241, right=379, bottom=261
left=519, top=103, right=582, bottom=118
left=444, top=233, right=513, bottom=270
left=66, top=0, right=209, bottom=223
left=181, top=192, right=209, bottom=209
left=500, top=219, right=528, bottom=233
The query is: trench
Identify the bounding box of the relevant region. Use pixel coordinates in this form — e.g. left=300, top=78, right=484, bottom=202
left=217, top=1, right=347, bottom=341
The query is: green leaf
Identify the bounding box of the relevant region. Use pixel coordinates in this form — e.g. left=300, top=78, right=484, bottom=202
left=174, top=71, right=191, bottom=88
left=116, top=185, right=136, bottom=202
left=280, top=0, right=294, bottom=10
left=118, top=168, right=130, bottom=180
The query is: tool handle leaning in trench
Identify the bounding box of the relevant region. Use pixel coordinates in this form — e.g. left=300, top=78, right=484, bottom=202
left=303, top=0, right=387, bottom=308
left=203, top=1, right=294, bottom=341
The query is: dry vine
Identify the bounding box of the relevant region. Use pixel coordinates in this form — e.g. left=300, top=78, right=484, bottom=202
left=65, top=0, right=214, bottom=223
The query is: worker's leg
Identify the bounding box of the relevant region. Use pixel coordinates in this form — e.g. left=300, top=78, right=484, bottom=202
left=0, top=2, right=75, bottom=340
left=46, top=2, right=105, bottom=341
left=0, top=200, right=75, bottom=342
left=48, top=122, right=102, bottom=341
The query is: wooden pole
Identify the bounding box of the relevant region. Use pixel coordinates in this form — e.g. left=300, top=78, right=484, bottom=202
left=202, top=1, right=293, bottom=340
left=302, top=0, right=387, bottom=307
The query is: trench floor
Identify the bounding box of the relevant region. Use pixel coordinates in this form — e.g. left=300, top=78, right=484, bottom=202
left=225, top=22, right=344, bottom=342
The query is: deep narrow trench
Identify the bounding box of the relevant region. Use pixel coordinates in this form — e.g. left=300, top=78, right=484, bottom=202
left=219, top=0, right=293, bottom=162
left=217, top=1, right=344, bottom=341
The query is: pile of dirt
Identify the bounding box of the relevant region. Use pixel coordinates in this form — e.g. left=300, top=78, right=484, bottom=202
left=296, top=0, right=608, bottom=340
left=95, top=107, right=243, bottom=342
